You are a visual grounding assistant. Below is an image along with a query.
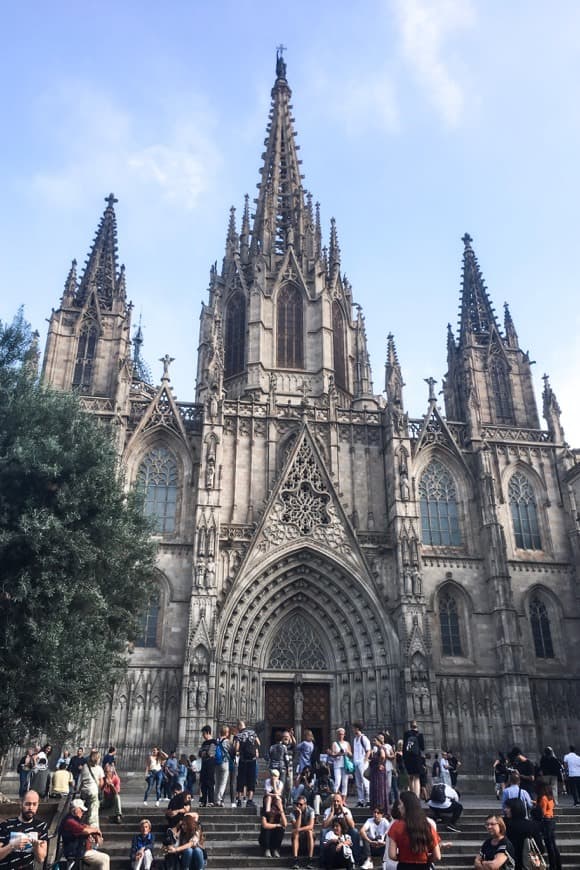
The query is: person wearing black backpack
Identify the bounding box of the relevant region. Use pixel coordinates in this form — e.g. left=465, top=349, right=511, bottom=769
left=402, top=721, right=424, bottom=797
left=234, top=719, right=261, bottom=808
left=426, top=781, right=463, bottom=831
left=198, top=725, right=217, bottom=807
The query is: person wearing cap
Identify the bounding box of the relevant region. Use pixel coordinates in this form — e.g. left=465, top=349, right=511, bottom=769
left=0, top=791, right=48, bottom=870
left=59, top=798, right=109, bottom=870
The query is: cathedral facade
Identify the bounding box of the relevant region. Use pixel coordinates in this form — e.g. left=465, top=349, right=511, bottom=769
left=41, top=54, right=580, bottom=770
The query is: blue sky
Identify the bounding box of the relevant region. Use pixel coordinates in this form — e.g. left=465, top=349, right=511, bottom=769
left=1, top=0, right=579, bottom=442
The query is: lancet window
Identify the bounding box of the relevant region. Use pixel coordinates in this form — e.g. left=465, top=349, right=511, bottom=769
left=529, top=596, right=554, bottom=659
left=439, top=590, right=462, bottom=656
left=332, top=301, right=347, bottom=391
left=277, top=284, right=304, bottom=369
left=135, top=588, right=160, bottom=648
left=509, top=471, right=541, bottom=550
left=224, top=292, right=246, bottom=378
left=137, top=447, right=179, bottom=534
left=72, top=319, right=98, bottom=392
left=419, top=460, right=462, bottom=546
left=490, top=357, right=514, bottom=424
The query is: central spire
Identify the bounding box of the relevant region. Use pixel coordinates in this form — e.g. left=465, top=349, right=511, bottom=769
left=250, top=49, right=308, bottom=259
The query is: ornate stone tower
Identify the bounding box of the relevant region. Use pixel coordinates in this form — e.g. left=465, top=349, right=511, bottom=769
left=42, top=195, right=133, bottom=417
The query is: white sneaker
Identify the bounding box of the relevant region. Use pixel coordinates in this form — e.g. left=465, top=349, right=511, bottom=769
left=264, top=849, right=272, bottom=858
left=231, top=802, right=236, bottom=808
left=143, top=801, right=148, bottom=806
left=273, top=850, right=280, bottom=858
left=155, top=800, right=159, bottom=807
left=362, top=860, right=373, bottom=869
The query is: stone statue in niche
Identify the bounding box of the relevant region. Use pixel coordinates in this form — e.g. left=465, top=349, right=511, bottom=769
left=198, top=677, right=208, bottom=710
left=354, top=690, right=364, bottom=720
left=294, top=677, right=304, bottom=723
left=195, top=562, right=206, bottom=587
left=217, top=683, right=226, bottom=718
left=250, top=689, right=257, bottom=721
left=206, top=456, right=216, bottom=489
left=188, top=675, right=198, bottom=711
left=403, top=568, right=413, bottom=596
left=368, top=691, right=377, bottom=721
left=412, top=568, right=422, bottom=596
left=205, top=559, right=216, bottom=588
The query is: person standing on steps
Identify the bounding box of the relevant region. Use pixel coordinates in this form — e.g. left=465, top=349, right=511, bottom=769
left=234, top=718, right=261, bottom=808
left=198, top=726, right=217, bottom=807
left=402, top=721, right=425, bottom=798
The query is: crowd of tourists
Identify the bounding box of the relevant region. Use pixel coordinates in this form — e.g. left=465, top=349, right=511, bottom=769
left=4, top=721, right=580, bottom=870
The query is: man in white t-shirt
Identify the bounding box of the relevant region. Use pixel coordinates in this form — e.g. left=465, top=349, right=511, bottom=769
left=563, top=745, right=580, bottom=806
left=359, top=806, right=389, bottom=868
left=352, top=723, right=371, bottom=807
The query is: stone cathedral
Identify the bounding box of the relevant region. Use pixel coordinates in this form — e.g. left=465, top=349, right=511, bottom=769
left=41, top=53, right=580, bottom=771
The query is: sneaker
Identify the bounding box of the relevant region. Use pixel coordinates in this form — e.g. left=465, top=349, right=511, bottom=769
left=305, top=863, right=315, bottom=870
left=272, top=850, right=280, bottom=858
left=155, top=800, right=159, bottom=807
left=291, top=863, right=300, bottom=869
left=143, top=801, right=148, bottom=806
left=361, top=860, right=373, bottom=869
left=264, top=849, right=272, bottom=858
left=246, top=799, right=256, bottom=808
left=236, top=798, right=242, bottom=808
left=446, top=824, right=461, bottom=833
left=231, top=802, right=237, bottom=808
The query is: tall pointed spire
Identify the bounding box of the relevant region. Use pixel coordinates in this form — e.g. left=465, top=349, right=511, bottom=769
left=240, top=194, right=251, bottom=263
left=458, top=233, right=501, bottom=345
left=328, top=217, right=341, bottom=277
left=76, top=193, right=123, bottom=310
left=250, top=49, right=307, bottom=259
left=61, top=258, right=78, bottom=306
left=385, top=332, right=405, bottom=409
left=503, top=301, right=519, bottom=348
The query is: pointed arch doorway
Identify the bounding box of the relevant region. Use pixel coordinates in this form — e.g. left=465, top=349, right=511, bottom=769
left=264, top=611, right=332, bottom=749
left=264, top=679, right=331, bottom=750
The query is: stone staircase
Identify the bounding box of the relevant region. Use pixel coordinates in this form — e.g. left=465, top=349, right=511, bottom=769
left=100, top=803, right=580, bottom=870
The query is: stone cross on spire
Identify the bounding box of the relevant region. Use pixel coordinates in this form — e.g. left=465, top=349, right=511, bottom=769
left=105, top=193, right=119, bottom=208
left=160, top=354, right=175, bottom=382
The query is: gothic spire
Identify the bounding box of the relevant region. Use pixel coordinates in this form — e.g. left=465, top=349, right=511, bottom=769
left=458, top=233, right=501, bottom=346
left=542, top=373, right=565, bottom=442
left=385, top=332, right=405, bottom=409
left=132, top=316, right=152, bottom=385
left=503, top=301, right=519, bottom=348
left=329, top=217, right=341, bottom=276
left=76, top=194, right=123, bottom=310
left=240, top=194, right=251, bottom=263
left=250, top=49, right=307, bottom=259
left=61, top=258, right=78, bottom=306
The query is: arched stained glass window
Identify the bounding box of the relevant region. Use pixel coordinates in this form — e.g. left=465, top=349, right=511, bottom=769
left=490, top=358, right=514, bottom=424
left=224, top=292, right=246, bottom=378
left=277, top=284, right=303, bottom=369
left=439, top=590, right=462, bottom=656
left=530, top=596, right=554, bottom=659
left=509, top=471, right=541, bottom=550
left=73, top=320, right=98, bottom=392
left=419, top=460, right=462, bottom=546
left=137, top=447, right=178, bottom=533
left=135, top=589, right=160, bottom=648
left=332, top=301, right=347, bottom=391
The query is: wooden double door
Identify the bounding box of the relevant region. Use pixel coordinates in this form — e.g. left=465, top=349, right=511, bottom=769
left=264, top=681, right=330, bottom=751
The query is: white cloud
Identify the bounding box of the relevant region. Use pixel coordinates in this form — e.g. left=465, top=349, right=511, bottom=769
left=29, top=83, right=221, bottom=210
left=392, top=0, right=475, bottom=127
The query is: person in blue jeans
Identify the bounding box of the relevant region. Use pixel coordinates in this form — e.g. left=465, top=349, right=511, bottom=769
left=144, top=747, right=168, bottom=806
left=164, top=814, right=205, bottom=870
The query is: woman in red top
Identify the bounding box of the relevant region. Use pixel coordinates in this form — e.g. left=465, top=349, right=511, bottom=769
left=388, top=792, right=441, bottom=869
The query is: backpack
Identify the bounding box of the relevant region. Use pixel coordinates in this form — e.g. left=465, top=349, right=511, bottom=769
left=215, top=740, right=224, bottom=765
left=239, top=731, right=257, bottom=760
left=430, top=783, right=446, bottom=804
left=404, top=732, right=421, bottom=756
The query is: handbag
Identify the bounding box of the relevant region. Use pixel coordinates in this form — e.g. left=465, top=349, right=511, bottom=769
left=523, top=837, right=547, bottom=870
left=343, top=754, right=354, bottom=774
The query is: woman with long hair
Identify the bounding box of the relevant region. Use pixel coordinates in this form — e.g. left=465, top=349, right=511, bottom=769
left=144, top=746, right=168, bottom=806
left=164, top=813, right=205, bottom=870
left=368, top=734, right=391, bottom=815
left=387, top=792, right=441, bottom=869
left=503, top=798, right=542, bottom=870
left=493, top=751, right=509, bottom=800
left=536, top=782, right=562, bottom=870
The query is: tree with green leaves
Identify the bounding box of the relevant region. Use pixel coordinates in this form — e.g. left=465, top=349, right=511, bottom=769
left=0, top=311, right=157, bottom=761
